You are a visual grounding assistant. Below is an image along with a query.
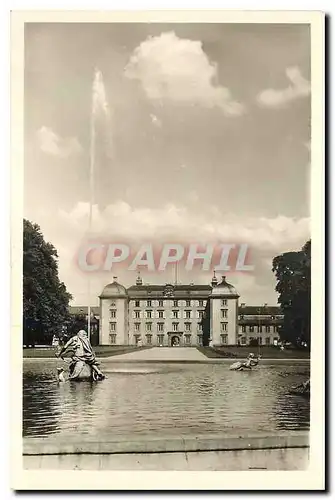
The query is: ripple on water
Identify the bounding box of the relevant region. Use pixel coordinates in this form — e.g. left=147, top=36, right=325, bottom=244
left=23, top=361, right=310, bottom=438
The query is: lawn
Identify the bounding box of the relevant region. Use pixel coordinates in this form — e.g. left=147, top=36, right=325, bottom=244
left=197, top=345, right=310, bottom=359
left=23, top=345, right=152, bottom=358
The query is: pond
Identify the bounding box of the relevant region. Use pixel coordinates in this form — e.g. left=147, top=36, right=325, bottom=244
left=23, top=359, right=310, bottom=439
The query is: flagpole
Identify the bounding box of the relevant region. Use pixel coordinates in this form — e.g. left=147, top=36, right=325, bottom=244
left=87, top=70, right=96, bottom=341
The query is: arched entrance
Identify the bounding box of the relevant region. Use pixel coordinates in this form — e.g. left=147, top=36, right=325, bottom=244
left=170, top=335, right=181, bottom=347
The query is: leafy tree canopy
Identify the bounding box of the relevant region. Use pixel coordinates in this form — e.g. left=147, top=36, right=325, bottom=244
left=272, top=240, right=311, bottom=347
left=23, top=219, right=72, bottom=346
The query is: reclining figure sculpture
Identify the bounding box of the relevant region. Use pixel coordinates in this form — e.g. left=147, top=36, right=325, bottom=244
left=56, top=330, right=105, bottom=381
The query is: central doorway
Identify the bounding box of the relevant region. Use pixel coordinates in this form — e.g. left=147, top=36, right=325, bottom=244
left=170, top=335, right=181, bottom=347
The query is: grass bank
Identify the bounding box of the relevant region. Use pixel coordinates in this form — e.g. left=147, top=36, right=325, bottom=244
left=23, top=345, right=152, bottom=358
left=197, top=346, right=310, bottom=359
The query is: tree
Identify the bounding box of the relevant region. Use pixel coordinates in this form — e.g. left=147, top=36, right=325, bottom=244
left=23, top=219, right=72, bottom=346
left=272, top=240, right=311, bottom=347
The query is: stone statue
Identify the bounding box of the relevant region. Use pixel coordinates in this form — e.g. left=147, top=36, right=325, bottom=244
left=229, top=353, right=261, bottom=371
left=56, top=330, right=105, bottom=381
left=289, top=378, right=310, bottom=398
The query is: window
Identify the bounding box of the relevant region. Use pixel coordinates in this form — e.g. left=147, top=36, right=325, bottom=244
left=197, top=335, right=203, bottom=345
left=173, top=310, right=179, bottom=319
left=185, top=323, right=191, bottom=331
left=198, top=323, right=203, bottom=332
left=249, top=325, right=254, bottom=333
left=198, top=311, right=204, bottom=319
left=274, top=325, right=278, bottom=332
left=109, top=322, right=116, bottom=332
left=172, top=322, right=179, bottom=332
left=221, top=309, right=227, bottom=318
left=221, top=322, right=227, bottom=332
left=157, top=334, right=164, bottom=345
left=146, top=310, right=152, bottom=319
left=242, top=325, right=246, bottom=333
left=173, top=300, right=179, bottom=307
left=135, top=300, right=140, bottom=308
left=265, top=337, right=270, bottom=345
left=147, top=300, right=152, bottom=307
left=134, top=335, right=141, bottom=345
left=110, top=309, right=116, bottom=319
left=158, top=300, right=163, bottom=307
left=185, top=310, right=191, bottom=319
left=258, top=337, right=262, bottom=345
left=186, top=300, right=191, bottom=307
left=199, top=300, right=204, bottom=307
left=110, top=334, right=116, bottom=344
left=158, top=310, right=164, bottom=318
left=135, top=311, right=140, bottom=319
left=134, top=323, right=140, bottom=332
left=185, top=334, right=191, bottom=345
left=221, top=334, right=228, bottom=344
left=257, top=325, right=262, bottom=333
left=240, top=336, right=246, bottom=345
left=157, top=323, right=164, bottom=332
left=146, top=323, right=152, bottom=332
left=266, top=325, right=271, bottom=333
left=146, top=334, right=152, bottom=345
left=221, top=299, right=227, bottom=306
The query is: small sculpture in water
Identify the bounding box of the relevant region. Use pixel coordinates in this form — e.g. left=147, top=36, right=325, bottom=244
left=230, top=353, right=261, bottom=371
left=289, top=378, right=310, bottom=398
left=56, top=330, right=105, bottom=381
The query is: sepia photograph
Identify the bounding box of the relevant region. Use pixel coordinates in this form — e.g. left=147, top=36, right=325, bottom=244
left=11, top=9, right=325, bottom=490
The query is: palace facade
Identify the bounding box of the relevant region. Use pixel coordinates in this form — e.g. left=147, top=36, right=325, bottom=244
left=69, top=274, right=283, bottom=347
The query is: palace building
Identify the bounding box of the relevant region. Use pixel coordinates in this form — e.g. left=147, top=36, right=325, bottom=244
left=68, top=274, right=283, bottom=347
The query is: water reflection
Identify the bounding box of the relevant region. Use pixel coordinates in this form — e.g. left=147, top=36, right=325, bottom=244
left=23, top=360, right=310, bottom=438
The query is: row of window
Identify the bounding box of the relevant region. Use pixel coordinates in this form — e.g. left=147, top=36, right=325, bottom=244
left=133, top=322, right=203, bottom=332
left=110, top=322, right=277, bottom=334
left=109, top=322, right=203, bottom=333
left=131, top=299, right=208, bottom=308
left=109, top=320, right=204, bottom=332
left=130, top=310, right=205, bottom=319
left=240, top=325, right=279, bottom=333
left=108, top=299, right=227, bottom=308
left=109, top=299, right=228, bottom=312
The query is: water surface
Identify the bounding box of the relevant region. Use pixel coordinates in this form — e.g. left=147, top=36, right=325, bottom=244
left=23, top=359, right=310, bottom=438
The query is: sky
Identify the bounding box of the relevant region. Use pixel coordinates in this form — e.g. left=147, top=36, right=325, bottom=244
left=24, top=22, right=311, bottom=306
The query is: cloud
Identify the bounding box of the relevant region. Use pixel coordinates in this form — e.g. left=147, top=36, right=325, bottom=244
left=257, top=67, right=311, bottom=108
left=59, top=200, right=310, bottom=253
left=36, top=126, right=82, bottom=158
left=31, top=201, right=309, bottom=306
left=124, top=32, right=244, bottom=116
